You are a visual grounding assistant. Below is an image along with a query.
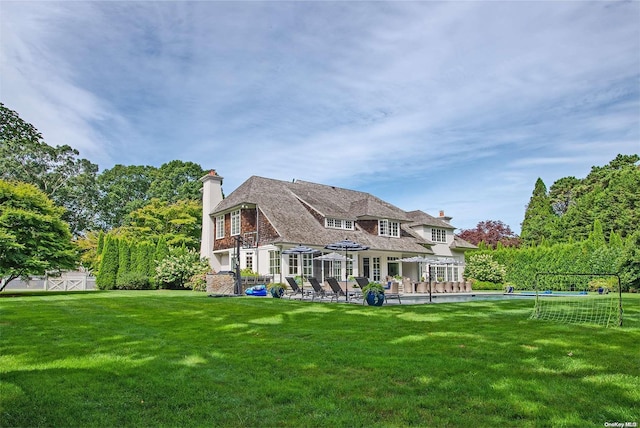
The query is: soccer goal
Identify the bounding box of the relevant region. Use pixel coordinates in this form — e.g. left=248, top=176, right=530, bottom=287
left=529, top=273, right=623, bottom=327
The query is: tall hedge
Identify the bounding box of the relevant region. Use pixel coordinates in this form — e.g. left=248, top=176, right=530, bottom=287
left=467, top=221, right=630, bottom=290
left=96, top=236, right=119, bottom=290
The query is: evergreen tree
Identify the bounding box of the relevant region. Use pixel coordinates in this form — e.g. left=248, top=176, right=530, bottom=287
left=520, top=178, right=555, bottom=246
left=619, top=232, right=640, bottom=291
left=96, top=230, right=105, bottom=255
left=116, top=239, right=131, bottom=285
left=96, top=236, right=119, bottom=290
left=154, top=236, right=169, bottom=265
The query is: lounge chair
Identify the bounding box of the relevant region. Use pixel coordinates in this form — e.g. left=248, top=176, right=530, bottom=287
left=308, top=277, right=336, bottom=302
left=285, top=277, right=308, bottom=299
left=326, top=277, right=348, bottom=302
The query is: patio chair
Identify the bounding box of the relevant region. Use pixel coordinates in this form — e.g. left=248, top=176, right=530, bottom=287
left=464, top=281, right=473, bottom=292
left=308, top=277, right=336, bottom=302
left=285, top=277, right=308, bottom=299
left=435, top=282, right=445, bottom=293
left=402, top=278, right=413, bottom=294
left=449, top=282, right=459, bottom=292
left=444, top=282, right=453, bottom=293
left=326, top=277, right=348, bottom=302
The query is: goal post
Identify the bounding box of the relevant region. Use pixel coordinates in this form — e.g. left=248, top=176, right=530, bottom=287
left=530, top=273, right=623, bottom=327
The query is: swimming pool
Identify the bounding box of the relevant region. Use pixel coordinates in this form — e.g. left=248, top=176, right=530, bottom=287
left=390, top=293, right=532, bottom=305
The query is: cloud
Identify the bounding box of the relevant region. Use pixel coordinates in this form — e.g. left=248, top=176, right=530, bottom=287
left=1, top=1, right=638, bottom=231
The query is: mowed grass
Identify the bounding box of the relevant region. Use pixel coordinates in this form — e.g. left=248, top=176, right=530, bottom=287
left=1, top=291, right=638, bottom=427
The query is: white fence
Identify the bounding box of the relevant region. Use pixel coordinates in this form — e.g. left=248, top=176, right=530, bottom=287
left=4, top=272, right=96, bottom=291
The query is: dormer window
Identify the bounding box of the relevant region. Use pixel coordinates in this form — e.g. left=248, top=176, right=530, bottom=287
left=379, top=219, right=400, bottom=237
left=325, top=218, right=354, bottom=230
left=432, top=227, right=447, bottom=243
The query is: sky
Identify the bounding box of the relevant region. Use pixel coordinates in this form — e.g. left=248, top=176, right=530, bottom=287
left=1, top=1, right=638, bottom=233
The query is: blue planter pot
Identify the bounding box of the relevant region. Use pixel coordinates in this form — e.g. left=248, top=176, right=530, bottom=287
left=270, top=288, right=284, bottom=298
left=365, top=291, right=385, bottom=306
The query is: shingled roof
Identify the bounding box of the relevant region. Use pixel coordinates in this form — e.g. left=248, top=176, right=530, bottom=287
left=212, top=176, right=432, bottom=254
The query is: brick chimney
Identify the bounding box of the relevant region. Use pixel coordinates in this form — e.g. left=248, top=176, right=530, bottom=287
left=439, top=210, right=452, bottom=223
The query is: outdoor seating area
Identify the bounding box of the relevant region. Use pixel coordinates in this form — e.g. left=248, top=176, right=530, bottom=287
left=277, top=277, right=476, bottom=305
left=386, top=279, right=473, bottom=294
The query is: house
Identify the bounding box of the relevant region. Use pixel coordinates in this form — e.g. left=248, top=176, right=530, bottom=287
left=200, top=170, right=476, bottom=285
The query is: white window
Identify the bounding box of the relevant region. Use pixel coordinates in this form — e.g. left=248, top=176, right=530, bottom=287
left=245, top=252, right=253, bottom=272
left=215, top=215, right=224, bottom=239
left=302, top=253, right=313, bottom=278
left=432, top=228, right=447, bottom=243
left=231, top=210, right=241, bottom=236
left=373, top=257, right=381, bottom=282
left=325, top=218, right=354, bottom=230
left=269, top=250, right=281, bottom=275
left=288, top=254, right=298, bottom=275
left=379, top=219, right=388, bottom=236
left=379, top=219, right=400, bottom=237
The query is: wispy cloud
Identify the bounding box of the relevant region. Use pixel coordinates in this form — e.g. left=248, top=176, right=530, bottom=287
left=1, top=1, right=638, bottom=231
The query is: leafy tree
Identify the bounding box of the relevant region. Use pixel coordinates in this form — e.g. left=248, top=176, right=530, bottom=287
left=0, top=180, right=77, bottom=291
left=0, top=103, right=99, bottom=235
left=457, top=220, right=520, bottom=248
left=148, top=160, right=206, bottom=204
left=75, top=230, right=102, bottom=273
left=119, top=199, right=202, bottom=249
left=521, top=178, right=556, bottom=246
left=96, top=164, right=155, bottom=229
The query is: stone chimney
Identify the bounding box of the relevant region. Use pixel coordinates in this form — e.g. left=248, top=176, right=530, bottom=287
left=438, top=210, right=452, bottom=223
left=200, top=170, right=224, bottom=264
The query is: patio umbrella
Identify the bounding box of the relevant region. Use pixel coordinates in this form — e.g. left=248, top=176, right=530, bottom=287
left=314, top=252, right=350, bottom=282
left=399, top=256, right=437, bottom=302
left=324, top=239, right=369, bottom=302
left=282, top=244, right=319, bottom=294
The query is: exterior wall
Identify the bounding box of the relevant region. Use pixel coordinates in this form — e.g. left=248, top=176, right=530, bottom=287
left=358, top=219, right=378, bottom=235
left=200, top=172, right=223, bottom=263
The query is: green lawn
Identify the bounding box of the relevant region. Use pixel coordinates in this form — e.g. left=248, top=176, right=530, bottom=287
left=1, top=291, right=638, bottom=427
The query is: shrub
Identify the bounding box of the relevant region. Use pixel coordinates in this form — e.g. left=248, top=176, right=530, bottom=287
left=116, top=272, right=154, bottom=290
left=464, top=253, right=506, bottom=284
left=155, top=247, right=210, bottom=289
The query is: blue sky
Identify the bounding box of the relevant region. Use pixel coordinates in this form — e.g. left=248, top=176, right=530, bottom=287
left=1, top=1, right=638, bottom=233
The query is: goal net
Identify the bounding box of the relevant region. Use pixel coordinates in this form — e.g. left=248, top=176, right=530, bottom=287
left=529, top=273, right=623, bottom=327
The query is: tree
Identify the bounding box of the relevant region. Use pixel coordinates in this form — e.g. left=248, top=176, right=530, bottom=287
left=116, top=239, right=131, bottom=286
left=619, top=232, right=640, bottom=292
left=549, top=176, right=580, bottom=216
left=0, top=103, right=99, bottom=235
left=148, top=160, right=206, bottom=204
left=96, top=235, right=119, bottom=290
left=0, top=180, right=78, bottom=291
left=96, top=164, right=155, bottom=229
left=119, top=199, right=202, bottom=249
left=521, top=178, right=555, bottom=246
left=457, top=220, right=520, bottom=248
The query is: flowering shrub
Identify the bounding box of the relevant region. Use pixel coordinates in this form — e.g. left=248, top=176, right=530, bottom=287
left=464, top=253, right=506, bottom=284
left=155, top=248, right=211, bottom=289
